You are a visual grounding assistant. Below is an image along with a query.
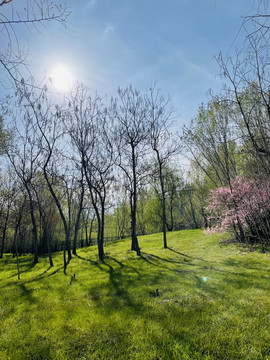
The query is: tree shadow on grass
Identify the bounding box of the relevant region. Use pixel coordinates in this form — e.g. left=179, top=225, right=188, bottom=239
left=224, top=257, right=270, bottom=272
left=6, top=266, right=65, bottom=287
left=140, top=253, right=156, bottom=266
left=220, top=258, right=270, bottom=291
left=141, top=251, right=196, bottom=269
left=167, top=247, right=208, bottom=262
left=105, top=256, right=125, bottom=269
left=5, top=260, right=37, bottom=280
left=167, top=247, right=193, bottom=259
left=75, top=254, right=102, bottom=269
left=85, top=253, right=199, bottom=316
left=101, top=259, right=130, bottom=299
left=18, top=283, right=36, bottom=304
left=37, top=266, right=53, bottom=278
left=85, top=254, right=182, bottom=312
left=140, top=252, right=196, bottom=279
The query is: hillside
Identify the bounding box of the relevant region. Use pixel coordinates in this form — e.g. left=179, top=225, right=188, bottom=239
left=1, top=230, right=270, bottom=359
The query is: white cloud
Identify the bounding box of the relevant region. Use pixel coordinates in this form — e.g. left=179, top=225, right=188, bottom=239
left=86, top=0, right=97, bottom=9
left=103, top=23, right=115, bottom=38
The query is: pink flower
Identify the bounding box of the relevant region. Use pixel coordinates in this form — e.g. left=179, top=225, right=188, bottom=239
left=205, top=176, right=270, bottom=236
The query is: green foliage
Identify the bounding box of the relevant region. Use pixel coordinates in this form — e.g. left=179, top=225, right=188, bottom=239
left=0, top=116, right=12, bottom=155
left=1, top=230, right=270, bottom=359
left=184, top=99, right=241, bottom=188
left=143, top=192, right=163, bottom=233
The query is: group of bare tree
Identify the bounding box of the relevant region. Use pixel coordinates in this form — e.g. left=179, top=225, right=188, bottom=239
left=0, top=1, right=183, bottom=272
left=0, top=81, right=180, bottom=272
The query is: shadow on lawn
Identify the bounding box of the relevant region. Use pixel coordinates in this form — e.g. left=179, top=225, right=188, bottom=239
left=140, top=252, right=195, bottom=275
left=167, top=247, right=193, bottom=258
left=84, top=253, right=190, bottom=311
left=18, top=283, right=36, bottom=304
left=143, top=252, right=186, bottom=265
left=4, top=260, right=37, bottom=280
left=75, top=254, right=102, bottom=269
left=220, top=257, right=270, bottom=291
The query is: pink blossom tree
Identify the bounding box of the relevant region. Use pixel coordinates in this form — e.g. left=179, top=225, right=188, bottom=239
left=205, top=177, right=270, bottom=245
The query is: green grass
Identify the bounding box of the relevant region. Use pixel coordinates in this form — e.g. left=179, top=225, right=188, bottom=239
left=1, top=229, right=270, bottom=359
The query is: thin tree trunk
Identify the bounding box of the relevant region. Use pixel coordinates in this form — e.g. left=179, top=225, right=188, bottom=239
left=25, top=184, right=38, bottom=264
left=157, top=160, right=167, bottom=249
left=73, top=182, right=84, bottom=255
left=85, top=222, right=89, bottom=246
left=14, top=207, right=23, bottom=280
left=15, top=230, right=20, bottom=280
left=84, top=168, right=104, bottom=260
left=89, top=215, right=95, bottom=245
left=100, top=200, right=105, bottom=254
left=43, top=166, right=69, bottom=272
left=166, top=194, right=174, bottom=231
left=44, top=225, right=53, bottom=267
left=33, top=184, right=54, bottom=267
left=130, top=146, right=140, bottom=255
left=0, top=208, right=10, bottom=258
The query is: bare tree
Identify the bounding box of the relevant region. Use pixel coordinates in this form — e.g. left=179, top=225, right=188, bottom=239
left=31, top=174, right=58, bottom=267
left=242, top=1, right=270, bottom=35
left=0, top=169, right=17, bottom=258
left=0, top=0, right=69, bottom=83
left=12, top=192, right=28, bottom=280
left=13, top=82, right=75, bottom=272
left=6, top=98, right=42, bottom=263
left=66, top=85, right=114, bottom=260
left=72, top=168, right=85, bottom=255
left=146, top=86, right=179, bottom=248
left=112, top=86, right=151, bottom=256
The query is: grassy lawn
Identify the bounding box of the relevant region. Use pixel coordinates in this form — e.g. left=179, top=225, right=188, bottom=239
left=1, top=229, right=270, bottom=359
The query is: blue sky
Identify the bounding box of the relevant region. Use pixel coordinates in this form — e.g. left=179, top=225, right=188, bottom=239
left=1, top=0, right=258, bottom=124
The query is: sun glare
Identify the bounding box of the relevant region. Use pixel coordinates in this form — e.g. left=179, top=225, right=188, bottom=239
left=50, top=64, right=74, bottom=92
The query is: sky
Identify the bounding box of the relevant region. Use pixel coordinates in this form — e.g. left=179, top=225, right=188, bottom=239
left=0, top=0, right=259, bottom=126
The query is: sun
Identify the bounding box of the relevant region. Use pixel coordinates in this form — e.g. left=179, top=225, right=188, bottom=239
left=50, top=64, right=74, bottom=92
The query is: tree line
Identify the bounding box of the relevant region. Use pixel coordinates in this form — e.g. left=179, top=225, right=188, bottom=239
left=1, top=0, right=270, bottom=277
left=1, top=82, right=206, bottom=272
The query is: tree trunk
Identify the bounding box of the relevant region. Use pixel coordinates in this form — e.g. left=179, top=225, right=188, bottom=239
left=73, top=183, right=84, bottom=255
left=96, top=210, right=103, bottom=260
left=157, top=158, right=167, bottom=249
left=100, top=200, right=105, bottom=255
left=14, top=206, right=23, bottom=280
left=44, top=225, right=53, bottom=267
left=25, top=184, right=38, bottom=264
left=0, top=208, right=10, bottom=258
left=89, top=215, right=95, bottom=245
left=47, top=236, right=53, bottom=267
left=131, top=145, right=140, bottom=256
left=43, top=166, right=69, bottom=271
left=15, top=227, right=20, bottom=280
left=34, top=184, right=54, bottom=267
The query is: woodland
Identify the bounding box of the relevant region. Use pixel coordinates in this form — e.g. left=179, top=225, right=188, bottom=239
left=0, top=1, right=270, bottom=271
left=1, top=1, right=270, bottom=359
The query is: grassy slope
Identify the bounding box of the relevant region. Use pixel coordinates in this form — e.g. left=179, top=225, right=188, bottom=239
left=1, top=229, right=270, bottom=359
